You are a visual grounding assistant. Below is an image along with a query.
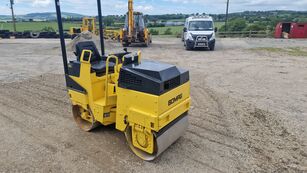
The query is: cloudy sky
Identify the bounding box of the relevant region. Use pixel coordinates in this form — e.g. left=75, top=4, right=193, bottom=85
left=0, top=0, right=306, bottom=15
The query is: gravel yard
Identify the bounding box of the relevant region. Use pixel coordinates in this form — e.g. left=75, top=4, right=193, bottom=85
left=0, top=37, right=306, bottom=172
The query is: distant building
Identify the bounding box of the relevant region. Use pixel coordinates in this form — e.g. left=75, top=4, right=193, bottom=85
left=275, top=22, right=307, bottom=39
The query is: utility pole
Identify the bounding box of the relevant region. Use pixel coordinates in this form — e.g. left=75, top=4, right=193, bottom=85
left=225, top=0, right=229, bottom=32
left=10, top=0, right=17, bottom=32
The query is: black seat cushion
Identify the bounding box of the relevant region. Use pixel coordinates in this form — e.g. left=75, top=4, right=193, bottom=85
left=91, top=61, right=115, bottom=76
left=75, top=41, right=101, bottom=62
left=74, top=41, right=119, bottom=76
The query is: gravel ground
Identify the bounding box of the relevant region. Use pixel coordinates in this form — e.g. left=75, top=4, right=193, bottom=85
left=0, top=37, right=306, bottom=173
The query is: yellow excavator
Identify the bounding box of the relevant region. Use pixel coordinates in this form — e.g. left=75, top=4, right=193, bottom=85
left=120, top=0, right=152, bottom=47
left=55, top=0, right=190, bottom=160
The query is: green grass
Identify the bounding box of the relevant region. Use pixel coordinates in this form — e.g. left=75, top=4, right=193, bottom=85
left=149, top=21, right=224, bottom=36
left=149, top=26, right=183, bottom=35
left=0, top=20, right=225, bottom=35
left=215, top=22, right=224, bottom=30
left=153, top=34, right=178, bottom=38
left=287, top=47, right=307, bottom=56
left=0, top=21, right=81, bottom=32
left=250, top=47, right=307, bottom=57
left=250, top=47, right=283, bottom=52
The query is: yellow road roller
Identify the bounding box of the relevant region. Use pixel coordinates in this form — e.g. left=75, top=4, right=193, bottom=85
left=54, top=0, right=190, bottom=160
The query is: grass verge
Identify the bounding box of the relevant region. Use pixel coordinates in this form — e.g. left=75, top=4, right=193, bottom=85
left=250, top=47, right=307, bottom=57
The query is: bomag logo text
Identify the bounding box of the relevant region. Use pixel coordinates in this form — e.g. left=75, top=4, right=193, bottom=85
left=168, top=94, right=183, bottom=106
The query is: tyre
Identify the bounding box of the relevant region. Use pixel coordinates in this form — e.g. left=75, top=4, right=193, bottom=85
left=122, top=42, right=129, bottom=47
left=23, top=31, right=31, bottom=38
left=185, top=45, right=192, bottom=50
left=185, top=41, right=192, bottom=50
left=209, top=42, right=215, bottom=51
left=144, top=39, right=150, bottom=47
left=71, top=34, right=78, bottom=40
left=30, top=32, right=40, bottom=38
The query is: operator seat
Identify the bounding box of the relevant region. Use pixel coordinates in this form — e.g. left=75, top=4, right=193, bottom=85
left=75, top=41, right=115, bottom=76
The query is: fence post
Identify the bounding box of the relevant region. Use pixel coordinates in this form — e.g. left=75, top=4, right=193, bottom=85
left=266, top=26, right=270, bottom=38
left=249, top=30, right=251, bottom=38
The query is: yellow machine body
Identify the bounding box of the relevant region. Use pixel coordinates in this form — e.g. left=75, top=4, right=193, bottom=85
left=120, top=0, right=152, bottom=46
left=69, top=17, right=97, bottom=36
left=55, top=0, right=188, bottom=161
left=116, top=83, right=190, bottom=153
left=69, top=17, right=120, bottom=40
left=81, top=17, right=97, bottom=34
left=104, top=29, right=120, bottom=40
left=68, top=51, right=119, bottom=126
left=128, top=0, right=134, bottom=38
left=66, top=42, right=190, bottom=160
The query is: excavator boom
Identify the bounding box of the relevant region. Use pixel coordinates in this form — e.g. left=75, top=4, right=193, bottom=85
left=128, top=0, right=134, bottom=38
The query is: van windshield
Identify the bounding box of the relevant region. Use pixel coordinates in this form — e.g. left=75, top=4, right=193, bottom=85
left=189, top=21, right=213, bottom=31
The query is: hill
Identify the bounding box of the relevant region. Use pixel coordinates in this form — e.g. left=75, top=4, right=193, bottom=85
left=211, top=10, right=307, bottom=23
left=0, top=12, right=85, bottom=21
left=1, top=10, right=306, bottom=22
left=23, top=12, right=84, bottom=20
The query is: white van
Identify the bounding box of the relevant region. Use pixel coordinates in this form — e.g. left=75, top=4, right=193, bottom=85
left=183, top=15, right=217, bottom=50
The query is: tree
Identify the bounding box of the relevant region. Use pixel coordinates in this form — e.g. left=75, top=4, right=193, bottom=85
left=103, top=16, right=115, bottom=26
left=245, top=23, right=267, bottom=31
left=220, top=18, right=247, bottom=32
left=164, top=28, right=172, bottom=35
left=229, top=19, right=247, bottom=31
left=295, top=17, right=307, bottom=23
left=150, top=29, right=159, bottom=35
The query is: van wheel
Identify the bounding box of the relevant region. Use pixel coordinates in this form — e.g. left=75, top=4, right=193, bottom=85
left=209, top=43, right=215, bottom=51
left=144, top=39, right=150, bottom=47
left=185, top=45, right=192, bottom=51
left=123, top=42, right=130, bottom=47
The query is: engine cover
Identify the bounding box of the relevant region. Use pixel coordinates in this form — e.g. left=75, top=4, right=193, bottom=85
left=118, top=60, right=189, bottom=95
